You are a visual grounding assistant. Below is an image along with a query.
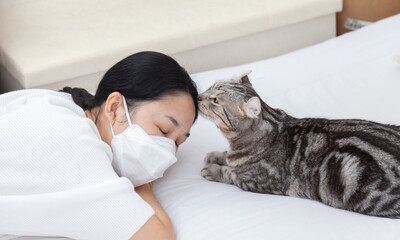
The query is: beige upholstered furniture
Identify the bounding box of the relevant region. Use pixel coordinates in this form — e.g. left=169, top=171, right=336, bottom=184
left=0, top=0, right=342, bottom=93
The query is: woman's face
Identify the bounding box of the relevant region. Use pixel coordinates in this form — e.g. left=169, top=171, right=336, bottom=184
left=98, top=92, right=196, bottom=151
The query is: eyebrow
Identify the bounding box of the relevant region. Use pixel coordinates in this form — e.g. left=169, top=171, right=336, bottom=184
left=166, top=115, right=179, bottom=127
left=166, top=115, right=190, bottom=138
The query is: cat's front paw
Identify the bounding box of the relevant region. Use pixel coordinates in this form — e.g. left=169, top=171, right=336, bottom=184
left=201, top=163, right=223, bottom=182
left=204, top=151, right=227, bottom=165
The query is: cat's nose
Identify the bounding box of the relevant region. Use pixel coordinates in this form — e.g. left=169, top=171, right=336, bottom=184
left=197, top=95, right=202, bottom=101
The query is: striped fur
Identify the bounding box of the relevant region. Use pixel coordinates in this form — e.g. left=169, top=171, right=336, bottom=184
left=199, top=74, right=400, bottom=218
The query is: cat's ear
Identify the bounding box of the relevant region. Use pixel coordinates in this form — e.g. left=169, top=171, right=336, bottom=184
left=240, top=75, right=250, bottom=84
left=233, top=70, right=252, bottom=84
left=243, top=97, right=261, bottom=118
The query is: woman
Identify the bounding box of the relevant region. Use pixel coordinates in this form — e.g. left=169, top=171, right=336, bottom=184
left=0, top=51, right=198, bottom=240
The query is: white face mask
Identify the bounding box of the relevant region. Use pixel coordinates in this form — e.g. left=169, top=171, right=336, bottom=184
left=110, top=96, right=177, bottom=187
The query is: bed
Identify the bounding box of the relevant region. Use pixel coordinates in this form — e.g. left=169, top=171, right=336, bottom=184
left=152, top=14, right=400, bottom=240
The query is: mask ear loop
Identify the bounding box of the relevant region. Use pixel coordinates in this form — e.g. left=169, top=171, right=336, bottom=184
left=122, top=95, right=132, bottom=126
left=110, top=123, right=115, bottom=137
left=106, top=111, right=116, bottom=137
left=110, top=95, right=131, bottom=137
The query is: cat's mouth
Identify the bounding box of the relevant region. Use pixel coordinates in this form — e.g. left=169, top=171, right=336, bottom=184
left=198, top=102, right=236, bottom=132
left=198, top=102, right=218, bottom=121
left=198, top=102, right=211, bottom=117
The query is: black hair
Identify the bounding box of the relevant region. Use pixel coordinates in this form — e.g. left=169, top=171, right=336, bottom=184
left=62, top=51, right=199, bottom=122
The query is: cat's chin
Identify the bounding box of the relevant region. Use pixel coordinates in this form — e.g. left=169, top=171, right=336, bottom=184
left=217, top=125, right=237, bottom=135
left=198, top=109, right=214, bottom=120
left=198, top=111, right=209, bottom=118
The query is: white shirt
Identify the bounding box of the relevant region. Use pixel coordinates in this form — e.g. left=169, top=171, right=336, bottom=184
left=0, top=89, right=154, bottom=240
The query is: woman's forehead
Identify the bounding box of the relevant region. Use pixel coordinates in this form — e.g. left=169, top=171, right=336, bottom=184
left=146, top=94, right=195, bottom=123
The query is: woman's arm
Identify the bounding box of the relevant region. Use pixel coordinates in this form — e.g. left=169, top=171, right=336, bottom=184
left=130, top=184, right=174, bottom=240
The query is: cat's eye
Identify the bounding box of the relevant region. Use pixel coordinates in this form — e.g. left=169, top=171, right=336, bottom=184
left=211, top=97, right=219, bottom=105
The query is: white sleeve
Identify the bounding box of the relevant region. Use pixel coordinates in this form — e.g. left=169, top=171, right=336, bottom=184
left=0, top=178, right=154, bottom=240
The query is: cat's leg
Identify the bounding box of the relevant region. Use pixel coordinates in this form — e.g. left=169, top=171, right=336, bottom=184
left=204, top=151, right=228, bottom=165
left=201, top=162, right=263, bottom=192
left=201, top=163, right=236, bottom=184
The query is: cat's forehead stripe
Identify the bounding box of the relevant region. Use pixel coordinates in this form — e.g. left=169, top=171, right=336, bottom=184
left=208, top=81, right=251, bottom=100
left=213, top=81, right=243, bottom=90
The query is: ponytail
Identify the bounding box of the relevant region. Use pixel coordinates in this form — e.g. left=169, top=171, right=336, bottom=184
left=61, top=87, right=98, bottom=111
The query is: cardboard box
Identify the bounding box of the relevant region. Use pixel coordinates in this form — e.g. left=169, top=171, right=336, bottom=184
left=336, top=0, right=400, bottom=35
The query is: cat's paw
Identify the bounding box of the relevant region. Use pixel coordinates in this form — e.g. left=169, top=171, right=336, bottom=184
left=201, top=163, right=222, bottom=182
left=204, top=151, right=227, bottom=165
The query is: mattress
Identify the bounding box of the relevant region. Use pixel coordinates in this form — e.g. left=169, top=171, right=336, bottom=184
left=152, top=14, right=400, bottom=240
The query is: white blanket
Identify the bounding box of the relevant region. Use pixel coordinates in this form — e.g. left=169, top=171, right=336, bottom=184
left=153, top=14, right=400, bottom=240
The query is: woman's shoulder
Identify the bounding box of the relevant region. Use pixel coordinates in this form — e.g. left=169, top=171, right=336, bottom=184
left=0, top=88, right=84, bottom=116
left=0, top=88, right=116, bottom=195
left=0, top=88, right=101, bottom=140
left=0, top=88, right=100, bottom=143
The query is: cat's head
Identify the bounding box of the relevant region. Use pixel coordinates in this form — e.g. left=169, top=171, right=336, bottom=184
left=198, top=71, right=262, bottom=134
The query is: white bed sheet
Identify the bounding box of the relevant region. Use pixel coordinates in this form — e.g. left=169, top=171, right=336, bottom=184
left=153, top=14, right=400, bottom=240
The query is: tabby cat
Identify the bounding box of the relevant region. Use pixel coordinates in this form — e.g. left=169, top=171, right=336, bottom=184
left=199, top=72, right=400, bottom=218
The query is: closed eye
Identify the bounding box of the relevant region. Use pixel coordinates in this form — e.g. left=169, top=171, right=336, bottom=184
left=159, top=128, right=179, bottom=147
left=211, top=97, right=219, bottom=105
left=159, top=128, right=168, bottom=135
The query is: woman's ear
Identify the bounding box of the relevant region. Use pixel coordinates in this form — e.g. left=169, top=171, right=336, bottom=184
left=104, top=92, right=124, bottom=124
left=243, top=97, right=261, bottom=118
